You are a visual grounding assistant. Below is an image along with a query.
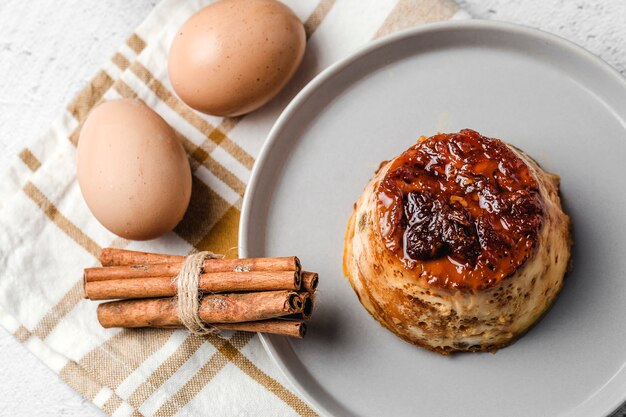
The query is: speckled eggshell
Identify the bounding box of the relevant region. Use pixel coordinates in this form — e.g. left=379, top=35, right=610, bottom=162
left=77, top=99, right=192, bottom=240
left=168, top=0, right=306, bottom=117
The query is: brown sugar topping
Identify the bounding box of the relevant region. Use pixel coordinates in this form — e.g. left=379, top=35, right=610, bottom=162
left=376, top=129, right=543, bottom=290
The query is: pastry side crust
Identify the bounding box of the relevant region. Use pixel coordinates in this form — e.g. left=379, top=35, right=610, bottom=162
left=343, top=144, right=571, bottom=354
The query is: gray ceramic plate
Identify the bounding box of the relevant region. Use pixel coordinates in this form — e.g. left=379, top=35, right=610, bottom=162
left=239, top=20, right=626, bottom=417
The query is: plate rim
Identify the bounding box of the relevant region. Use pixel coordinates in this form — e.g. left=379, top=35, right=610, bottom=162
left=239, top=19, right=626, bottom=417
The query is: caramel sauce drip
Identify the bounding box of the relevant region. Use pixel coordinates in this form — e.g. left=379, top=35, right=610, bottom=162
left=376, top=129, right=543, bottom=290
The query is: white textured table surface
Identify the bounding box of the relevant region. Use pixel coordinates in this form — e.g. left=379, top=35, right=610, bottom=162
left=0, top=1, right=624, bottom=416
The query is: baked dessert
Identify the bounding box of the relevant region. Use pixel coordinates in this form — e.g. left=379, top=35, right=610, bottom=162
left=343, top=129, right=571, bottom=354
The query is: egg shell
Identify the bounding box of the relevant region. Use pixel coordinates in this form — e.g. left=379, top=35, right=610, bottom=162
left=77, top=99, right=192, bottom=241
left=168, top=0, right=306, bottom=117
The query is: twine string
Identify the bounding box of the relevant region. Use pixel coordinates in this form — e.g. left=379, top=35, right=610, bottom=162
left=175, top=251, right=221, bottom=335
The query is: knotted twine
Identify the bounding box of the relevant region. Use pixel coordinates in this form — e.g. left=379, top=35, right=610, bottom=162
left=175, top=251, right=222, bottom=335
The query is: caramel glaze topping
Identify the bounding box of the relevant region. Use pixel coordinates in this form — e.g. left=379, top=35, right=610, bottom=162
left=376, top=129, right=544, bottom=290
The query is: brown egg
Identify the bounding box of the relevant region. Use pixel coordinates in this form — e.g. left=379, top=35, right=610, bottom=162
left=168, top=0, right=306, bottom=117
left=77, top=99, right=192, bottom=240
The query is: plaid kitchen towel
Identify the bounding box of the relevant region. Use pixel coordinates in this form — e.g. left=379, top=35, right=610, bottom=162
left=0, top=1, right=467, bottom=416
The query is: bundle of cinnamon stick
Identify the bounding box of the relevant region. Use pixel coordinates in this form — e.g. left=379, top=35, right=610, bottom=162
left=84, top=248, right=319, bottom=338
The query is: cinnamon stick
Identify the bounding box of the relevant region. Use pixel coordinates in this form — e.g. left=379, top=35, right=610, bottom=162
left=301, top=272, right=319, bottom=293
left=86, top=277, right=175, bottom=300
left=286, top=292, right=314, bottom=320
left=99, top=248, right=182, bottom=266
left=136, top=320, right=306, bottom=338
left=215, top=320, right=306, bottom=338
left=85, top=264, right=182, bottom=281
left=98, top=248, right=300, bottom=274
left=97, top=290, right=303, bottom=328
left=84, top=271, right=301, bottom=300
